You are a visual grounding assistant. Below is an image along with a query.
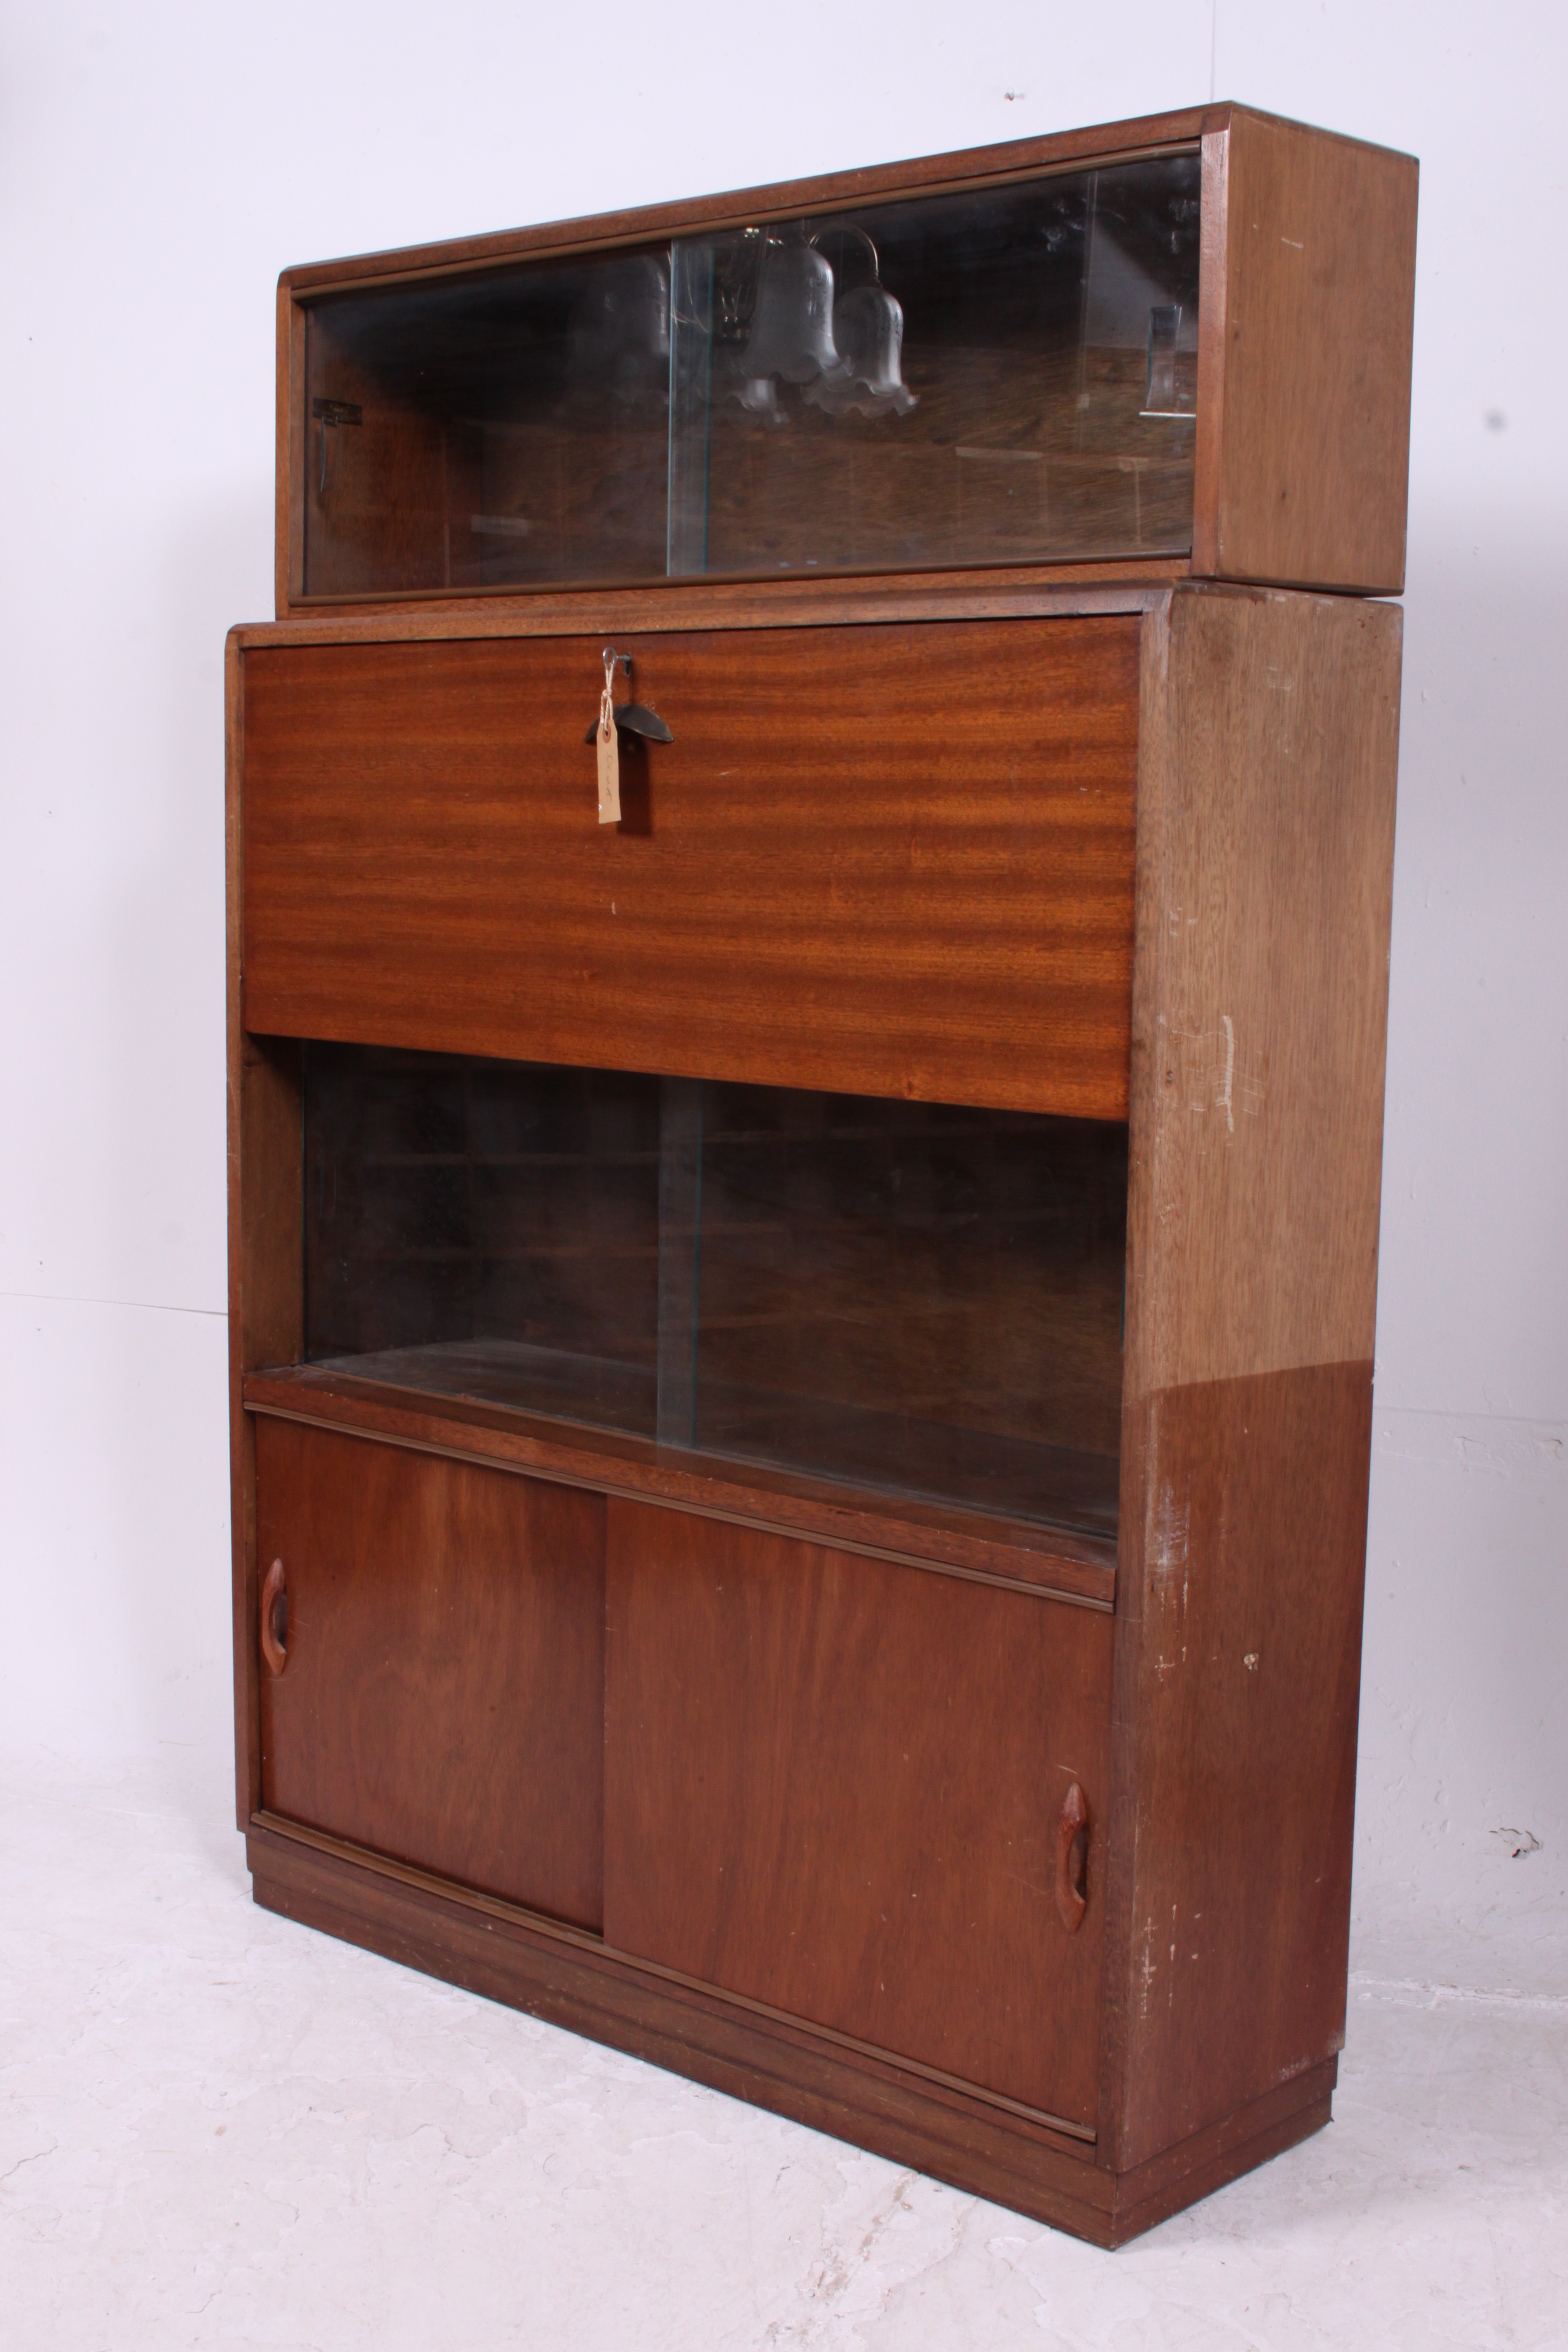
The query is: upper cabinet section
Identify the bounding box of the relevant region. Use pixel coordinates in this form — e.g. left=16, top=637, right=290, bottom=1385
left=277, top=104, right=1417, bottom=612
left=299, top=158, right=1200, bottom=598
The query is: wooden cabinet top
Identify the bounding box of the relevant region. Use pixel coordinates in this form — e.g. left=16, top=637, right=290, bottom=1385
left=275, top=102, right=1417, bottom=614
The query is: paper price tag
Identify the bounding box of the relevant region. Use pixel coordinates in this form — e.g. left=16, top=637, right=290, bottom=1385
left=595, top=653, right=621, bottom=824
left=596, top=708, right=620, bottom=824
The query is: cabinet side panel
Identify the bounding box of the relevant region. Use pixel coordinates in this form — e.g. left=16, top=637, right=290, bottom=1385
left=1190, top=128, right=1231, bottom=580
left=277, top=284, right=303, bottom=616
left=1106, top=1361, right=1370, bottom=2170
left=228, top=633, right=253, bottom=1825
left=229, top=1041, right=302, bottom=1829
left=1203, top=113, right=1416, bottom=594
left=1102, top=584, right=1399, bottom=2172
left=1126, top=588, right=1401, bottom=1400
left=228, top=639, right=305, bottom=1828
left=300, top=317, right=482, bottom=600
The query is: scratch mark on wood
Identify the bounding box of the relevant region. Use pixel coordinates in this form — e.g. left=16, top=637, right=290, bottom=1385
left=1151, top=1479, right=1189, bottom=1584
left=1138, top=1917, right=1159, bottom=2018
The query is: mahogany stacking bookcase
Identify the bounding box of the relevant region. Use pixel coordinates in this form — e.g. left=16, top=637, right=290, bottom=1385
left=226, top=102, right=1417, bottom=2245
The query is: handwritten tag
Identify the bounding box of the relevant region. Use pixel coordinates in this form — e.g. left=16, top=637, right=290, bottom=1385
left=595, top=652, right=621, bottom=824
left=596, top=707, right=620, bottom=824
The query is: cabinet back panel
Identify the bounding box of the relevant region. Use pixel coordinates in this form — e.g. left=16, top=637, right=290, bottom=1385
left=605, top=1500, right=1112, bottom=2125
left=240, top=617, right=1139, bottom=1119
left=256, top=1420, right=606, bottom=1930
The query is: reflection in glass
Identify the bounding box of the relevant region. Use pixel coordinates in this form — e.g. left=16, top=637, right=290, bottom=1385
left=301, top=151, right=1202, bottom=596
left=303, top=249, right=673, bottom=598
left=731, top=229, right=840, bottom=417
left=304, top=1046, right=1128, bottom=1539
left=803, top=229, right=917, bottom=420
left=1143, top=303, right=1188, bottom=417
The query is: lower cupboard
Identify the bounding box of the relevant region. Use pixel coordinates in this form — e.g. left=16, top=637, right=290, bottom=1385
left=252, top=1418, right=1114, bottom=2136
left=604, top=1500, right=1111, bottom=2127
left=255, top=1418, right=607, bottom=1929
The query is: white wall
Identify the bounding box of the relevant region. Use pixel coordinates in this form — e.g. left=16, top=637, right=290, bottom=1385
left=2, top=0, right=1563, bottom=1989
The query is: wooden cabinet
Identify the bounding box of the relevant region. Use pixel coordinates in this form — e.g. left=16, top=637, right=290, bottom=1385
left=230, top=101, right=1413, bottom=2246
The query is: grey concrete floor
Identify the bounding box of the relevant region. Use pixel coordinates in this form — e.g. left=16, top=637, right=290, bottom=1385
left=3, top=1759, right=1564, bottom=2350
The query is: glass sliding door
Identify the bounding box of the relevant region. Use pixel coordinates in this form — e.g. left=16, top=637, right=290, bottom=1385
left=303, top=1045, right=1127, bottom=1539
left=300, top=152, right=1200, bottom=597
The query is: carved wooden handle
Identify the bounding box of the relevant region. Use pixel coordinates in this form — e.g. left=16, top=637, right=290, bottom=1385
left=1056, top=1780, right=1089, bottom=1932
left=260, top=1557, right=288, bottom=1677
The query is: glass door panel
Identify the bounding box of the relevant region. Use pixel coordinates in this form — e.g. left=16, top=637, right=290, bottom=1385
left=675, top=157, right=1200, bottom=578
left=304, top=250, right=673, bottom=597
left=300, top=152, right=1200, bottom=597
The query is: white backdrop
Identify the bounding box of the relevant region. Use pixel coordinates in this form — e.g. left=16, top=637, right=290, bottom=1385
left=2, top=0, right=1563, bottom=1995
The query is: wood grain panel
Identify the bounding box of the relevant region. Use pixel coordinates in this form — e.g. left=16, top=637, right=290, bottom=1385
left=604, top=1501, right=1113, bottom=2124
left=1193, top=110, right=1417, bottom=593
left=1100, top=1362, right=1371, bottom=2173
left=256, top=1419, right=606, bottom=1929
left=1126, top=585, right=1401, bottom=1399
left=240, top=618, right=1139, bottom=1118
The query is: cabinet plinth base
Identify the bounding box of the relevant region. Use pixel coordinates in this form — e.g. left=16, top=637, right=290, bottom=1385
left=246, top=1816, right=1336, bottom=2248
